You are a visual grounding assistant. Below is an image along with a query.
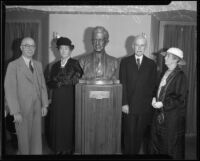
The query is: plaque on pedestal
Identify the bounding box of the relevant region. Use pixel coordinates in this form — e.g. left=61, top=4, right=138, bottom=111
left=75, top=82, right=122, bottom=154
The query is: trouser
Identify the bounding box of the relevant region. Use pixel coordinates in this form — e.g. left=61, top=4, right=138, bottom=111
left=15, top=99, right=42, bottom=154
left=122, top=113, right=150, bottom=154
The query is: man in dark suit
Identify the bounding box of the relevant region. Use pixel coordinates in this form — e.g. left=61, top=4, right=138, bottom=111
left=119, top=34, right=157, bottom=154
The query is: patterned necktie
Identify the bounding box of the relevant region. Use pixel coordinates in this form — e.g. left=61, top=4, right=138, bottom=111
left=136, top=58, right=140, bottom=69
left=29, top=61, right=34, bottom=73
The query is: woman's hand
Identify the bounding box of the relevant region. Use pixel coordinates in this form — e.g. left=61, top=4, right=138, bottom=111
left=153, top=101, right=163, bottom=109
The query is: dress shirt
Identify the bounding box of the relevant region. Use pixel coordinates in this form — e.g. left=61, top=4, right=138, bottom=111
left=135, top=54, right=143, bottom=65
left=22, top=55, right=34, bottom=68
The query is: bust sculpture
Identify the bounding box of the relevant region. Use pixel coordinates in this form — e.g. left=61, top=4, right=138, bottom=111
left=79, top=26, right=119, bottom=84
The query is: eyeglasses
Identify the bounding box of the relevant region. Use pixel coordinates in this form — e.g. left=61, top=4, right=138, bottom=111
left=22, top=44, right=36, bottom=49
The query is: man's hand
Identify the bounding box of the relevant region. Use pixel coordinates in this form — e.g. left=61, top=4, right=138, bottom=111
left=122, top=105, right=129, bottom=114
left=48, top=99, right=52, bottom=105
left=41, top=107, right=48, bottom=117
left=14, top=113, right=23, bottom=123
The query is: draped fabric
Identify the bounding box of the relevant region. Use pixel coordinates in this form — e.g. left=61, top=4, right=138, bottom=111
left=4, top=22, right=39, bottom=133
left=162, top=25, right=197, bottom=135
left=5, top=22, right=39, bottom=65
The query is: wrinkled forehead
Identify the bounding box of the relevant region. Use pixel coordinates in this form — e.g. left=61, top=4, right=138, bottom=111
left=21, top=37, right=35, bottom=45
left=93, top=31, right=105, bottom=39
left=134, top=35, right=147, bottom=45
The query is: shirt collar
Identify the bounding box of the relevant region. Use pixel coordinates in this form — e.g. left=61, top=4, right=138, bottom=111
left=135, top=54, right=143, bottom=62
left=22, top=55, right=33, bottom=67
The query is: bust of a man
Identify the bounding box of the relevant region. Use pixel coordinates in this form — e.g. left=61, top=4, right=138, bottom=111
left=79, top=26, right=118, bottom=83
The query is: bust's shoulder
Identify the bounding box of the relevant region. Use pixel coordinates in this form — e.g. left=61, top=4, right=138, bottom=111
left=105, top=53, right=118, bottom=62
left=78, top=53, right=93, bottom=62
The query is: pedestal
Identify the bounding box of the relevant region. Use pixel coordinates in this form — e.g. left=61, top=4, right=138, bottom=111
left=75, top=83, right=122, bottom=154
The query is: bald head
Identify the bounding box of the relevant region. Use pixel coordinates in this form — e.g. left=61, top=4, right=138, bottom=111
left=133, top=35, right=147, bottom=46
left=21, top=37, right=35, bottom=46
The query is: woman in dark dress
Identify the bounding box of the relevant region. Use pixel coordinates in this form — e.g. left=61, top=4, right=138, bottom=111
left=46, top=37, right=83, bottom=154
left=150, top=47, right=188, bottom=159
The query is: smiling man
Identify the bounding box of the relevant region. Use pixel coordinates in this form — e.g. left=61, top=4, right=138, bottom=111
left=119, top=34, right=157, bottom=154
left=4, top=37, right=49, bottom=155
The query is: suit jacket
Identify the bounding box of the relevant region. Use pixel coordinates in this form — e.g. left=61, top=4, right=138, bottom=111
left=4, top=56, right=48, bottom=116
left=119, top=54, right=157, bottom=114
left=79, top=52, right=118, bottom=80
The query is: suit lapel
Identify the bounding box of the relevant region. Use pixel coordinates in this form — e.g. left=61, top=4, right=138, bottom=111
left=19, top=56, right=33, bottom=83
left=139, top=55, right=147, bottom=72
left=32, top=60, right=42, bottom=88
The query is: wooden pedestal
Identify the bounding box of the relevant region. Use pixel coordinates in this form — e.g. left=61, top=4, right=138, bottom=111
left=75, top=83, right=122, bottom=154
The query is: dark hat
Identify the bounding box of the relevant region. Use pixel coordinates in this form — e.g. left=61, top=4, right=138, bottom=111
left=56, top=37, right=74, bottom=50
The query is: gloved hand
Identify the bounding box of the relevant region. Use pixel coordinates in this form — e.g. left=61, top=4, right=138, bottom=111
left=151, top=97, right=156, bottom=106
left=153, top=101, right=163, bottom=109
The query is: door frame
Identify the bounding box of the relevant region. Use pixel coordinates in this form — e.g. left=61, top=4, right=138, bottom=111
left=158, top=21, right=196, bottom=73
left=158, top=20, right=197, bottom=137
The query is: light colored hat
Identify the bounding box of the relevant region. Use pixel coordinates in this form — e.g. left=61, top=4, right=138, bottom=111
left=161, top=47, right=186, bottom=65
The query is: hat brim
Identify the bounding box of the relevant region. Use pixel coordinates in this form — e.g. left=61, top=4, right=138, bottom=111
left=160, top=52, right=186, bottom=65
left=160, top=51, right=167, bottom=56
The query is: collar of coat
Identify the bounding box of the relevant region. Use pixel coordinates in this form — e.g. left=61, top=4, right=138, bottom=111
left=158, top=66, right=182, bottom=101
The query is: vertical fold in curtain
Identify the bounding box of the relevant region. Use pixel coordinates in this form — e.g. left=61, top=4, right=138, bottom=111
left=5, top=22, right=39, bottom=63
left=163, top=24, right=196, bottom=135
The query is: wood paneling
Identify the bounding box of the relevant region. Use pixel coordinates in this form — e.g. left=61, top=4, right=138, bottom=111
left=75, top=83, right=122, bottom=154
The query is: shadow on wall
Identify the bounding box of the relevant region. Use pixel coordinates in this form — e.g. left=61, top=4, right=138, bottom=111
left=44, top=38, right=60, bottom=83
left=118, top=35, right=135, bottom=64
left=74, top=27, right=94, bottom=60
left=4, top=38, right=23, bottom=78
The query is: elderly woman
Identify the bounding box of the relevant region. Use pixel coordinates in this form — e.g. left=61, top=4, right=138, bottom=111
left=150, top=47, right=188, bottom=159
left=46, top=37, right=83, bottom=154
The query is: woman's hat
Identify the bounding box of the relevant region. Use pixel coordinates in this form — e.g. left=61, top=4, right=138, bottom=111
left=56, top=37, right=74, bottom=50
left=160, top=47, right=186, bottom=65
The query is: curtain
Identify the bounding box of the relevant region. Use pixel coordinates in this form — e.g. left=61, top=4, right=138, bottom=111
left=5, top=22, right=39, bottom=74
left=162, top=25, right=197, bottom=135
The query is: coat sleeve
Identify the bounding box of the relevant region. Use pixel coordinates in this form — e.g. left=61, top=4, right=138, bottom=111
left=4, top=62, right=21, bottom=115
left=39, top=62, right=49, bottom=108
left=46, top=63, right=58, bottom=89
left=119, top=59, right=128, bottom=106
left=163, top=73, right=188, bottom=112
left=71, top=60, right=84, bottom=84
left=151, top=62, right=158, bottom=97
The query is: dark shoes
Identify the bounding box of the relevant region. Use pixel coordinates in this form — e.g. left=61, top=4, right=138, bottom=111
left=55, top=150, right=74, bottom=155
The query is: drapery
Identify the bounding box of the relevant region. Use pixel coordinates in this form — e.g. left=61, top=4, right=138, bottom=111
left=162, top=25, right=197, bottom=135
left=5, top=22, right=39, bottom=66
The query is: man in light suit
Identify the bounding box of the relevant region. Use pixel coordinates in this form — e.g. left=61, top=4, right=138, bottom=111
left=4, top=37, right=49, bottom=154
left=119, top=34, right=157, bottom=154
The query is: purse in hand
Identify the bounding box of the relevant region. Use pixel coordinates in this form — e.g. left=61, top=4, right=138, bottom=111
left=157, top=108, right=165, bottom=124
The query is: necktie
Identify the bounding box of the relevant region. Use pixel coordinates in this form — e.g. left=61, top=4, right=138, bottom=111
left=136, top=58, right=140, bottom=69
left=29, top=61, right=34, bottom=73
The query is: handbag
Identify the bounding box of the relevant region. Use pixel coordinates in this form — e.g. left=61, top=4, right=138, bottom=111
left=157, top=108, right=165, bottom=124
